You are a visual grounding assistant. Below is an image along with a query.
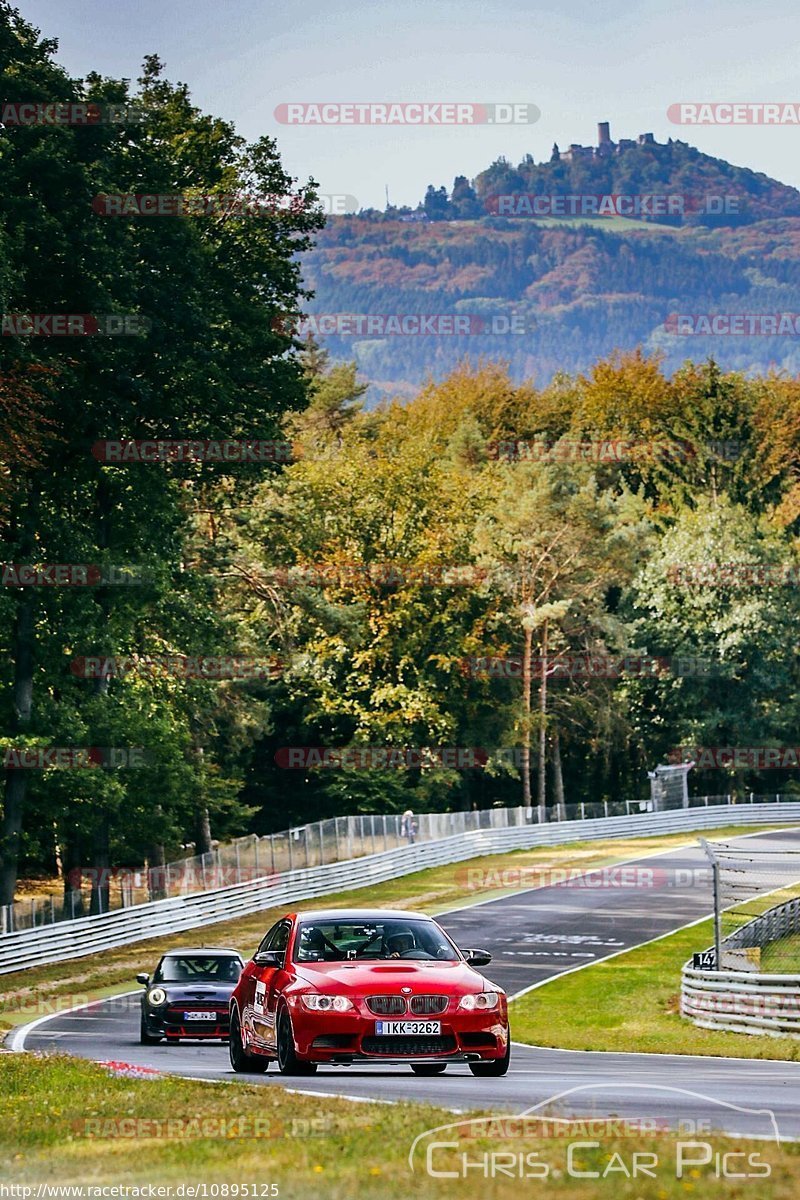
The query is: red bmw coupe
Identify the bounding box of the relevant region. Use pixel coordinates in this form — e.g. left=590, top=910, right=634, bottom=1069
left=229, top=908, right=510, bottom=1076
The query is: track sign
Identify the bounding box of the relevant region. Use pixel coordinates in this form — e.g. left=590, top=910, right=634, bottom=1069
left=692, top=949, right=716, bottom=969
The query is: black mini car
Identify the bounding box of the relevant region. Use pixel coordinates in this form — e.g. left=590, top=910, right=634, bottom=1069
left=137, top=947, right=244, bottom=1044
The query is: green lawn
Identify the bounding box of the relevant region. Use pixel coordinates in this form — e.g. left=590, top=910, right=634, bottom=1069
left=757, top=932, right=800, bottom=973
left=2, top=1052, right=798, bottom=1196
left=509, top=881, right=800, bottom=1060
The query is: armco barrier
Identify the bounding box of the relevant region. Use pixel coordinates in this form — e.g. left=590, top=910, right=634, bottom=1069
left=681, top=964, right=800, bottom=1038
left=682, top=894, right=800, bottom=1038
left=3, top=802, right=800, bottom=975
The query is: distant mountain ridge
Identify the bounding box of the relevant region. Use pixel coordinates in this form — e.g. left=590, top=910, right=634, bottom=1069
left=300, top=131, right=800, bottom=398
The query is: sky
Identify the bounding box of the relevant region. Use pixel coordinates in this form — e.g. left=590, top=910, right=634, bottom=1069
left=18, top=0, right=800, bottom=210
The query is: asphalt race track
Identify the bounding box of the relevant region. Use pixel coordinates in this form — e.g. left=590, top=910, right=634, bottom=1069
left=14, top=827, right=800, bottom=1139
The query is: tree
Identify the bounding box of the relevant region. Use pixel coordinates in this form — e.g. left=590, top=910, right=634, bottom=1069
left=0, top=6, right=324, bottom=905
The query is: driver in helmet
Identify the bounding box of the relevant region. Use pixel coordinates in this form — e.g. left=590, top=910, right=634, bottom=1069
left=385, top=928, right=415, bottom=957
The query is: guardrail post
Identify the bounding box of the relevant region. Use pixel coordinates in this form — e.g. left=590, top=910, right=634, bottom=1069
left=304, top=829, right=310, bottom=870
left=580, top=802, right=585, bottom=820
left=334, top=820, right=341, bottom=862
left=235, top=841, right=241, bottom=884
left=288, top=832, right=294, bottom=872
left=319, top=822, right=324, bottom=866
left=603, top=800, right=608, bottom=819
left=383, top=813, right=388, bottom=852
left=254, top=836, right=260, bottom=877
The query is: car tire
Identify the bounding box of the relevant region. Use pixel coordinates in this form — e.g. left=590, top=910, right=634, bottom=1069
left=276, top=1009, right=317, bottom=1075
left=410, top=1064, right=447, bottom=1075
left=468, top=1040, right=510, bottom=1077
left=229, top=1009, right=269, bottom=1074
left=140, top=1013, right=162, bottom=1046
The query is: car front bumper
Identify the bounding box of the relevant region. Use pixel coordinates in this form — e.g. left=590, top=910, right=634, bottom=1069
left=144, top=1004, right=231, bottom=1040
left=290, top=1007, right=509, bottom=1063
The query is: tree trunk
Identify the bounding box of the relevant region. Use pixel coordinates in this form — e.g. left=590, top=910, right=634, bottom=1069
left=552, top=730, right=566, bottom=819
left=148, top=841, right=167, bottom=901
left=89, top=814, right=111, bottom=915
left=60, top=829, right=86, bottom=919
left=0, top=595, right=35, bottom=907
left=537, top=619, right=549, bottom=811
left=521, top=622, right=533, bottom=807
left=195, top=806, right=212, bottom=857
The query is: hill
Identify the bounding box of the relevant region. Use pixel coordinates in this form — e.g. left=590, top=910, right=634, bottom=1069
left=300, top=214, right=800, bottom=398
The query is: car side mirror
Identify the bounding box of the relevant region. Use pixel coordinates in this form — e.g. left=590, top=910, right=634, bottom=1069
left=254, top=951, right=283, bottom=969
left=136, top=973, right=149, bottom=985
left=463, top=948, right=492, bottom=966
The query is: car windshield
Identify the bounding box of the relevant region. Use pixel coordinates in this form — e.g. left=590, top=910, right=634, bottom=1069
left=294, top=919, right=460, bottom=962
left=153, top=955, right=242, bottom=982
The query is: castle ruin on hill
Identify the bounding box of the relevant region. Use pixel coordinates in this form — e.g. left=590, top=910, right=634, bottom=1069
left=557, top=122, right=657, bottom=163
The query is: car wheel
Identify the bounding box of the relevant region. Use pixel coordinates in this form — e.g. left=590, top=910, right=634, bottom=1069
left=229, top=1009, right=269, bottom=1074
left=140, top=1013, right=162, bottom=1046
left=276, top=1009, right=317, bottom=1075
left=468, top=1041, right=510, bottom=1077
left=410, top=1064, right=447, bottom=1075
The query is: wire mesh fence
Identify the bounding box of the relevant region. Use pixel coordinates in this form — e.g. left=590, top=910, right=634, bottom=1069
left=701, top=835, right=800, bottom=972
left=1, top=791, right=792, bottom=935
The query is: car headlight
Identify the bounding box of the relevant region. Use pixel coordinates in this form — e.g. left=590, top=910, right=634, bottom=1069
left=458, top=991, right=499, bottom=1011
left=147, top=987, right=167, bottom=1007
left=300, top=993, right=354, bottom=1012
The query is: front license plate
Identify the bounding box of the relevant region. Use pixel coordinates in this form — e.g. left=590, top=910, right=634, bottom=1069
left=184, top=1011, right=216, bottom=1021
left=375, top=1020, right=441, bottom=1035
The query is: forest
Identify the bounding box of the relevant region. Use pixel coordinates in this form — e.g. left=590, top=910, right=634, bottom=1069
left=3, top=4, right=800, bottom=910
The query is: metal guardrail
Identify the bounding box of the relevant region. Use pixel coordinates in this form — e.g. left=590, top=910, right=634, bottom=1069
left=1, top=791, right=785, bottom=934
left=3, top=801, right=799, bottom=976
left=682, top=895, right=800, bottom=1037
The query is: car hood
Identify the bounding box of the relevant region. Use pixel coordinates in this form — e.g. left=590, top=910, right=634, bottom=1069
left=155, top=983, right=237, bottom=1003
left=291, top=960, right=500, bottom=994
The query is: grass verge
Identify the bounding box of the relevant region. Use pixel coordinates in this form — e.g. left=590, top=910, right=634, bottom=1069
left=1, top=1053, right=798, bottom=1196
left=508, top=880, right=800, bottom=1060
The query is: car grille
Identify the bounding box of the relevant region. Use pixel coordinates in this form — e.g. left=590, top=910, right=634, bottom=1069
left=362, top=1035, right=457, bottom=1056
left=366, top=995, right=407, bottom=1016
left=409, top=995, right=448, bottom=1015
